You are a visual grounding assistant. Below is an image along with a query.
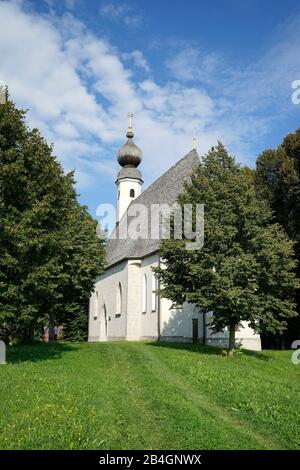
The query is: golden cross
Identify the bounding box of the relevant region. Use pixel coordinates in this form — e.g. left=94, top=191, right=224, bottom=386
left=128, top=112, right=134, bottom=131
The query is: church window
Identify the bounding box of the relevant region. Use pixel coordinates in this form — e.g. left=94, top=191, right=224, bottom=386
left=103, top=304, right=107, bottom=336
left=130, top=188, right=135, bottom=198
left=116, top=282, right=122, bottom=314
left=142, top=274, right=147, bottom=313
left=151, top=271, right=157, bottom=311
left=93, top=291, right=99, bottom=320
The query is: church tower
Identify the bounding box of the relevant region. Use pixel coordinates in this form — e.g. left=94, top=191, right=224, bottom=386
left=116, top=114, right=143, bottom=223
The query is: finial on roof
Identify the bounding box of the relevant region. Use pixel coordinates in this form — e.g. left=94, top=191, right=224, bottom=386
left=127, top=112, right=134, bottom=138
left=192, top=136, right=197, bottom=150
left=128, top=112, right=133, bottom=131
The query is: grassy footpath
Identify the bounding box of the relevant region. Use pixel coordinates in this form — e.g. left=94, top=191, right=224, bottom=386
left=0, top=341, right=299, bottom=449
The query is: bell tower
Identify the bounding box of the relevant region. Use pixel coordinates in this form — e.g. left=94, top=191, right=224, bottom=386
left=116, top=113, right=143, bottom=223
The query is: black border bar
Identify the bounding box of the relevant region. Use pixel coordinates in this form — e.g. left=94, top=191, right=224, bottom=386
left=0, top=450, right=299, bottom=466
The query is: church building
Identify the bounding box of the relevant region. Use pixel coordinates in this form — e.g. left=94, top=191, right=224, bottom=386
left=88, top=118, right=261, bottom=350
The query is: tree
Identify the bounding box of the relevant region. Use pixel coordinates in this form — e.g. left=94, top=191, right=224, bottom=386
left=55, top=204, right=105, bottom=341
left=154, top=143, right=299, bottom=354
left=0, top=100, right=104, bottom=343
left=256, top=128, right=300, bottom=347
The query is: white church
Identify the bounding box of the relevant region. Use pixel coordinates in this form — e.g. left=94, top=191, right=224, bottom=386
left=88, top=120, right=261, bottom=350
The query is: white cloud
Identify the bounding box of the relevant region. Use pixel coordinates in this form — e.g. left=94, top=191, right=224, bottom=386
left=166, top=47, right=221, bottom=84
left=0, top=0, right=218, bottom=195
left=225, top=20, right=300, bottom=118
left=99, top=2, right=142, bottom=28
left=123, top=50, right=150, bottom=73
left=166, top=24, right=300, bottom=136
left=44, top=0, right=76, bottom=13
left=0, top=1, right=299, bottom=206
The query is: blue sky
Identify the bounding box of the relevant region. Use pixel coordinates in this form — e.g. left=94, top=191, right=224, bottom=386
left=0, top=0, right=300, bottom=216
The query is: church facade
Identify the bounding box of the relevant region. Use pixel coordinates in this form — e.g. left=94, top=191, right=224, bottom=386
left=88, top=122, right=261, bottom=350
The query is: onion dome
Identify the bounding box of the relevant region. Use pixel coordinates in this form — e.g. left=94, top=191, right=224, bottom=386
left=116, top=166, right=143, bottom=182
left=117, top=114, right=142, bottom=168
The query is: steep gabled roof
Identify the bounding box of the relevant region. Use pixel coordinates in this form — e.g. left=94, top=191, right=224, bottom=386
left=106, top=149, right=200, bottom=267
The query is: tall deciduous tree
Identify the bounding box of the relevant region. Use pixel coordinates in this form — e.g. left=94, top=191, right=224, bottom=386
left=155, top=143, right=298, bottom=354
left=0, top=100, right=104, bottom=343
left=256, top=128, right=300, bottom=347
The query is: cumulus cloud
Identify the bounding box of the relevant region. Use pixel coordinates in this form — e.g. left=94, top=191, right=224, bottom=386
left=122, top=50, right=150, bottom=73
left=166, top=47, right=222, bottom=84
left=0, top=0, right=299, bottom=211
left=167, top=20, right=300, bottom=128
left=99, top=2, right=142, bottom=28
left=0, top=0, right=216, bottom=196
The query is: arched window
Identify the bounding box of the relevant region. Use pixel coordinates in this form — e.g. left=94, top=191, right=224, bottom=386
left=151, top=272, right=157, bottom=311
left=130, top=188, right=135, bottom=198
left=142, top=274, right=147, bottom=313
left=93, top=291, right=99, bottom=320
left=102, top=303, right=107, bottom=336
left=116, top=282, right=122, bottom=314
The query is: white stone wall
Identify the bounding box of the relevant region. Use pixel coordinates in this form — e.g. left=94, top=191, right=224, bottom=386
left=160, top=299, right=203, bottom=342
left=88, top=252, right=261, bottom=351
left=88, top=290, right=100, bottom=342
left=160, top=302, right=261, bottom=349
left=235, top=322, right=261, bottom=350
left=88, top=261, right=128, bottom=341
left=126, top=260, right=143, bottom=340
left=205, top=313, right=261, bottom=350
left=116, top=178, right=142, bottom=222
left=140, top=254, right=159, bottom=340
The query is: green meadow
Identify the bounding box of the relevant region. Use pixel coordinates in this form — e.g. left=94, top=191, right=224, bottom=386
left=0, top=341, right=299, bottom=449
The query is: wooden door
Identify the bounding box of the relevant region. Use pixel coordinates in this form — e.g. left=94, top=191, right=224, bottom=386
left=192, top=319, right=198, bottom=344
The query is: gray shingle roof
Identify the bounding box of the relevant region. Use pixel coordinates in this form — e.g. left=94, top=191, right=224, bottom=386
left=106, top=149, right=200, bottom=267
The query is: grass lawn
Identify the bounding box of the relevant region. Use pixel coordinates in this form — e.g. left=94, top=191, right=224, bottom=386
left=0, top=341, right=299, bottom=450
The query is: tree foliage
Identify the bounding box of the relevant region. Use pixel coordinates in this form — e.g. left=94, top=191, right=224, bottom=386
left=155, top=143, right=299, bottom=353
left=0, top=101, right=104, bottom=343
left=256, top=128, right=300, bottom=346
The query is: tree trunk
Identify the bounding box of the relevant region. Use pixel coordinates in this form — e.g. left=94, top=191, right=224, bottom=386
left=228, top=324, right=236, bottom=356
